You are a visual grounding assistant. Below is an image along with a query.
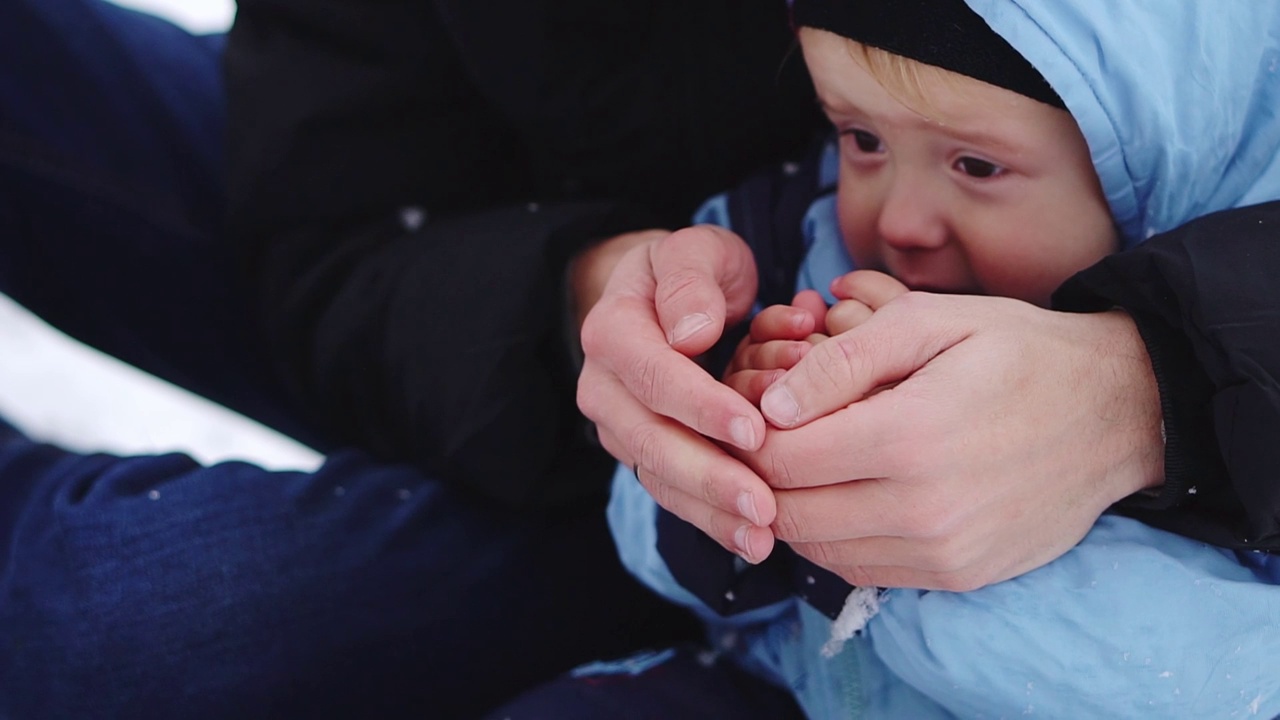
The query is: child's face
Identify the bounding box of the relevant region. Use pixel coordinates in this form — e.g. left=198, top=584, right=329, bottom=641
left=800, top=28, right=1118, bottom=307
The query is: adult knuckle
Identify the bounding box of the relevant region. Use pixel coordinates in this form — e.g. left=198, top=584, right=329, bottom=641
left=816, top=340, right=857, bottom=388
left=634, top=461, right=681, bottom=514
left=653, top=268, right=707, bottom=309
left=705, top=508, right=736, bottom=546
left=690, top=400, right=727, bottom=441
left=623, top=351, right=665, bottom=406
left=888, top=290, right=935, bottom=314
left=771, top=503, right=805, bottom=541
left=648, top=478, right=681, bottom=514
left=804, top=540, right=842, bottom=570
left=628, top=423, right=665, bottom=475
left=578, top=310, right=610, bottom=356
left=900, top=503, right=947, bottom=539
left=696, top=471, right=725, bottom=507
left=766, top=450, right=799, bottom=490
left=575, top=370, right=604, bottom=420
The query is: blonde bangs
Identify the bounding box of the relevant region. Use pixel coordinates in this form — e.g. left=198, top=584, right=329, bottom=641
left=845, top=40, right=967, bottom=121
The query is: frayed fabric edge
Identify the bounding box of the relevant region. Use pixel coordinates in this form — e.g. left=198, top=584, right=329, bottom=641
left=821, top=586, right=883, bottom=658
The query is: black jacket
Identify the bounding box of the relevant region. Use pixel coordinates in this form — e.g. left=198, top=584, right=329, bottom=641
left=1054, top=203, right=1280, bottom=551
left=225, top=0, right=825, bottom=507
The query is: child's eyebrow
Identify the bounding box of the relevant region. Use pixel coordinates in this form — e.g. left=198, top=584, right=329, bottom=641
left=935, top=124, right=1025, bottom=155
left=817, top=97, right=1025, bottom=155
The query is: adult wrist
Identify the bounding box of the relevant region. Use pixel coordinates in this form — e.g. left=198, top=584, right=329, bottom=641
left=1115, top=308, right=1222, bottom=510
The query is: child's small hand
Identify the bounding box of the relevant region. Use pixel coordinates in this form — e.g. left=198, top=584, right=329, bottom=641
left=724, top=290, right=828, bottom=405
left=825, top=270, right=910, bottom=335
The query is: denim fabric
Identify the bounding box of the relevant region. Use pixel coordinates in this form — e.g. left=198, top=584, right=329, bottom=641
left=0, top=0, right=311, bottom=444
left=485, top=645, right=805, bottom=720
left=0, top=2, right=691, bottom=718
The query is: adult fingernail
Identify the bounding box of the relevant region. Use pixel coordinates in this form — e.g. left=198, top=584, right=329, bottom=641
left=761, top=385, right=800, bottom=427
left=729, top=415, right=757, bottom=451
left=737, top=491, right=762, bottom=526
left=734, top=525, right=756, bottom=562
left=670, top=313, right=713, bottom=345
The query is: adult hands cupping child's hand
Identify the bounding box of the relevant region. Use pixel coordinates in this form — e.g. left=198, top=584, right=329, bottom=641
left=739, top=294, right=1165, bottom=591
left=723, top=270, right=907, bottom=403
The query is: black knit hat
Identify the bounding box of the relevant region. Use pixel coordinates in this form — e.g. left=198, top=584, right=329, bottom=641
left=791, top=0, right=1066, bottom=110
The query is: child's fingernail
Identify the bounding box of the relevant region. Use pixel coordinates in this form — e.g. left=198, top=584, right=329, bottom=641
left=670, top=313, right=713, bottom=344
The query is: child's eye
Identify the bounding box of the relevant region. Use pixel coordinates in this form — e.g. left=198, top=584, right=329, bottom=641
left=842, top=129, right=884, bottom=154
left=954, top=157, right=1004, bottom=179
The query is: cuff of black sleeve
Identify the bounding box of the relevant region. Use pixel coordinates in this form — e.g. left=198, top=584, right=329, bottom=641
left=1052, top=280, right=1222, bottom=512
left=1116, top=310, right=1218, bottom=510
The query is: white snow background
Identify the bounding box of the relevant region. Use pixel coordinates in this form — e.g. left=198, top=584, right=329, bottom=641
left=0, top=0, right=324, bottom=472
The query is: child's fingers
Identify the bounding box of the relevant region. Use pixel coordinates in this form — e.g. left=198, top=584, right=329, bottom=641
left=724, top=368, right=787, bottom=405
left=727, top=339, right=812, bottom=376
left=829, top=270, right=910, bottom=309
left=826, top=299, right=874, bottom=336
left=791, top=289, right=829, bottom=331
left=749, top=303, right=817, bottom=342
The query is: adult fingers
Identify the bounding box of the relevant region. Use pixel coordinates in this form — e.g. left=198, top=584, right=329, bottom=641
left=582, top=360, right=778, bottom=530
left=595, top=416, right=778, bottom=563
left=759, top=293, right=967, bottom=429
left=631, top=471, right=777, bottom=564
left=579, top=246, right=766, bottom=451
left=736, top=392, right=904, bottom=490
left=650, top=224, right=760, bottom=356
left=770, top=478, right=942, bottom=544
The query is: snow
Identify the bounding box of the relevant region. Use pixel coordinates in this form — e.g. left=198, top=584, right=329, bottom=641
left=108, top=0, right=234, bottom=34
left=0, top=0, right=322, bottom=472
left=0, top=294, right=322, bottom=471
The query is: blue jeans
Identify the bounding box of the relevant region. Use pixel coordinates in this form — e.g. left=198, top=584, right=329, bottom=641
left=484, top=645, right=805, bottom=720
left=0, top=2, right=690, bottom=718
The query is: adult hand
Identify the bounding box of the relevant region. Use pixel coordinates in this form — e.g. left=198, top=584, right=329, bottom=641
left=741, top=292, right=1165, bottom=590
left=575, top=225, right=778, bottom=563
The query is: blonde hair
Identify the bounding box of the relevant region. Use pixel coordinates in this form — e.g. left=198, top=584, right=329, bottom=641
left=844, top=40, right=974, bottom=122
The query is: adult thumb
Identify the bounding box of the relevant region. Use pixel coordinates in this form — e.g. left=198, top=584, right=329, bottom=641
left=759, top=293, right=963, bottom=428
left=650, top=224, right=758, bottom=356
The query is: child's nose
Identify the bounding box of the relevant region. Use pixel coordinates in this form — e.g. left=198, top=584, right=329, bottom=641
left=876, top=177, right=948, bottom=251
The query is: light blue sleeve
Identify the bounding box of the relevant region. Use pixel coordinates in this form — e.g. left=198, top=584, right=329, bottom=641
left=863, top=515, right=1280, bottom=718
left=691, top=192, right=731, bottom=227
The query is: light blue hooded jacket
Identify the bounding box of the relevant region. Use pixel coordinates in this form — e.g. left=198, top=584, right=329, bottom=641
left=606, top=2, right=1280, bottom=718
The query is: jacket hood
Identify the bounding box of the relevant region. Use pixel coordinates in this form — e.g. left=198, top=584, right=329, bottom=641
left=966, top=1, right=1280, bottom=246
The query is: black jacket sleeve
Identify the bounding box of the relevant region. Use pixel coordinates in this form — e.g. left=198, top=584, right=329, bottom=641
left=224, top=0, right=822, bottom=506
left=1054, top=201, right=1280, bottom=551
